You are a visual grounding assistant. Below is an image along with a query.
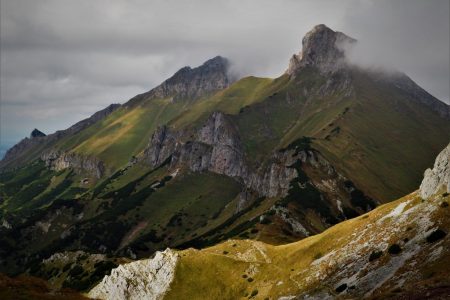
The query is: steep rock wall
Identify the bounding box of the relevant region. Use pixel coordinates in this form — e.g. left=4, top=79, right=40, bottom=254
left=420, top=143, right=450, bottom=199
left=88, top=249, right=179, bottom=300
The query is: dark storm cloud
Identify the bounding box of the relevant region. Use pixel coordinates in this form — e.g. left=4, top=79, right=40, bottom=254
left=1, top=0, right=448, bottom=149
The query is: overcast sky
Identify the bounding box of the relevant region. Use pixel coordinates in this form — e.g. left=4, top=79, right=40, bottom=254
left=1, top=0, right=449, bottom=150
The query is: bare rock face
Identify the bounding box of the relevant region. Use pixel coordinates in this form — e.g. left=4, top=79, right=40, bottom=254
left=127, top=56, right=232, bottom=105
left=41, top=150, right=105, bottom=178
left=144, top=111, right=248, bottom=179
left=30, top=128, right=46, bottom=138
left=420, top=143, right=450, bottom=199
left=143, top=126, right=180, bottom=167
left=247, top=150, right=297, bottom=198
left=286, top=24, right=356, bottom=75
left=88, top=249, right=179, bottom=300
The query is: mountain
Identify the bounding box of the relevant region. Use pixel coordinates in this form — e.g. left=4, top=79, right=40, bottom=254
left=0, top=24, right=449, bottom=293
left=88, top=142, right=450, bottom=300
left=30, top=129, right=46, bottom=139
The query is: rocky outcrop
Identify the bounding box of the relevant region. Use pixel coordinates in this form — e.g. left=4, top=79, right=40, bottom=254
left=286, top=24, right=356, bottom=75
left=41, top=150, right=105, bottom=178
left=144, top=111, right=248, bottom=178
left=30, top=128, right=46, bottom=138
left=420, top=143, right=450, bottom=199
left=127, top=56, right=232, bottom=105
left=88, top=249, right=179, bottom=300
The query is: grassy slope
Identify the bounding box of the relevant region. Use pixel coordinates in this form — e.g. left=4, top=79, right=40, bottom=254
left=55, top=99, right=186, bottom=170
left=169, top=76, right=289, bottom=129
left=165, top=191, right=450, bottom=299
left=312, top=71, right=450, bottom=202
left=122, top=171, right=243, bottom=251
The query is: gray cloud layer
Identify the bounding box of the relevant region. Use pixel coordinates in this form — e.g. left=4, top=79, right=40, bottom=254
left=1, top=0, right=449, bottom=149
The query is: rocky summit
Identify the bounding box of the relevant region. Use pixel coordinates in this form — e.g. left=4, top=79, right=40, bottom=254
left=127, top=55, right=232, bottom=105
left=286, top=24, right=356, bottom=75
left=0, top=24, right=449, bottom=300
left=30, top=128, right=46, bottom=138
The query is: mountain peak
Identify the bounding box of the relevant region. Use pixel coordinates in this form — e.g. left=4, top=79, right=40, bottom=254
left=30, top=128, right=46, bottom=138
left=286, top=24, right=356, bottom=75
left=128, top=56, right=232, bottom=104
left=202, top=55, right=228, bottom=68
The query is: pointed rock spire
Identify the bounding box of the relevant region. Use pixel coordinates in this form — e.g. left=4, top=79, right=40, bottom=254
left=286, top=24, right=356, bottom=75
left=30, top=128, right=46, bottom=138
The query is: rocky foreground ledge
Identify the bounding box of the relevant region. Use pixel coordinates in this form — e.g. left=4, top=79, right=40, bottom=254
left=88, top=250, right=178, bottom=300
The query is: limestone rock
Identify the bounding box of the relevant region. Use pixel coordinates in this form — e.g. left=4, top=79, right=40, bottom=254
left=127, top=56, right=232, bottom=105
left=41, top=149, right=105, bottom=178
left=286, top=24, right=356, bottom=75
left=420, top=143, right=450, bottom=199
left=88, top=249, right=179, bottom=300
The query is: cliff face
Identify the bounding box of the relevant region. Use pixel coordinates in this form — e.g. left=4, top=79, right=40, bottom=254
left=41, top=150, right=105, bottom=178
left=88, top=249, right=179, bottom=300
left=420, top=143, right=450, bottom=199
left=286, top=24, right=356, bottom=75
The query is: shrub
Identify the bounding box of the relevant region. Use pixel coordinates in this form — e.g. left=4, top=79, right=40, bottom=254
left=426, top=229, right=447, bottom=243
left=250, top=289, right=258, bottom=297
left=223, top=251, right=229, bottom=255
left=68, top=265, right=84, bottom=278
left=247, top=277, right=254, bottom=282
left=369, top=250, right=383, bottom=261
left=260, top=217, right=271, bottom=225
left=388, top=244, right=402, bottom=255
left=63, top=263, right=72, bottom=272
left=335, top=283, right=347, bottom=293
